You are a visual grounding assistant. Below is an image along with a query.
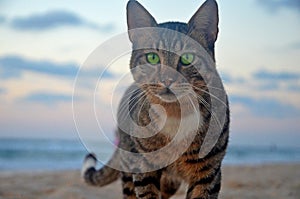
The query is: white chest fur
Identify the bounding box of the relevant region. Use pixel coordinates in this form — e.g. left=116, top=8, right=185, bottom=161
left=148, top=100, right=203, bottom=139
left=161, top=113, right=203, bottom=138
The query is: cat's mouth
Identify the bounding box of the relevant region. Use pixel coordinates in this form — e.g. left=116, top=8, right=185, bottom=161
left=151, top=87, right=188, bottom=103
left=143, top=83, right=191, bottom=103
left=157, top=88, right=177, bottom=102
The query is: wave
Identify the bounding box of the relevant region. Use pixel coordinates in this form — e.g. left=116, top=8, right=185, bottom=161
left=0, top=138, right=299, bottom=171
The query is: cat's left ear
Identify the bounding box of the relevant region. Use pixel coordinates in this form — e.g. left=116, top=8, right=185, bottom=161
left=188, top=0, right=219, bottom=46
left=127, top=0, right=158, bottom=43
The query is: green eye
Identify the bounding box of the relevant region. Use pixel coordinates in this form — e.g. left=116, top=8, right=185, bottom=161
left=146, top=53, right=160, bottom=65
left=180, top=53, right=194, bottom=65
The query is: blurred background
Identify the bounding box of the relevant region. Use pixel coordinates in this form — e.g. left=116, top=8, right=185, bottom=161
left=0, top=0, right=299, bottom=170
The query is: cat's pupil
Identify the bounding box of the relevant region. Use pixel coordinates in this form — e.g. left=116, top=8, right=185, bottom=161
left=181, top=53, right=194, bottom=65
left=146, top=53, right=160, bottom=64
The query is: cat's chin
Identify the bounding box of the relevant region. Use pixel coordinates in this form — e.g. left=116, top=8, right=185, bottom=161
left=156, top=93, right=178, bottom=103
left=154, top=92, right=190, bottom=103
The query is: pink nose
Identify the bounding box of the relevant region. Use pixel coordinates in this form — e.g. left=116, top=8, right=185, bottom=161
left=162, top=78, right=174, bottom=88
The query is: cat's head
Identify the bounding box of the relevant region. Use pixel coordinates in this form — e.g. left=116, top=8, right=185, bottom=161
left=127, top=0, right=219, bottom=103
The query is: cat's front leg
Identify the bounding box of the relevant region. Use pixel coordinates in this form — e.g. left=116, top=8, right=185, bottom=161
left=133, top=171, right=161, bottom=199
left=186, top=167, right=221, bottom=199
left=160, top=173, right=181, bottom=199
left=121, top=172, right=137, bottom=199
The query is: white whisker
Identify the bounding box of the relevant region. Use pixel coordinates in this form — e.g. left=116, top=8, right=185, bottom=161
left=118, top=91, right=146, bottom=121
left=192, top=92, right=222, bottom=131
left=192, top=85, right=228, bottom=108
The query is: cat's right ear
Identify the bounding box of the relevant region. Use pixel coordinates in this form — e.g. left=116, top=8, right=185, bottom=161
left=188, top=0, right=219, bottom=46
left=127, top=0, right=157, bottom=42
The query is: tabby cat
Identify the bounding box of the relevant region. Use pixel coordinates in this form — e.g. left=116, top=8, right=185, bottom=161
left=82, top=0, right=229, bottom=198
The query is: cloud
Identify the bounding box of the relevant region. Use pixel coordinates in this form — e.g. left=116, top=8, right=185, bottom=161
left=251, top=69, right=300, bottom=92
left=220, top=72, right=232, bottom=84
left=288, top=42, right=300, bottom=50
left=258, top=0, right=300, bottom=13
left=230, top=95, right=300, bottom=118
left=0, top=88, right=6, bottom=94
left=0, top=55, right=79, bottom=79
left=258, top=81, right=280, bottom=91
left=287, top=84, right=300, bottom=92
left=0, top=15, right=5, bottom=24
left=219, top=71, right=246, bottom=85
left=0, top=55, right=114, bottom=79
left=22, top=92, right=73, bottom=105
left=10, top=10, right=114, bottom=32
left=253, top=70, right=300, bottom=81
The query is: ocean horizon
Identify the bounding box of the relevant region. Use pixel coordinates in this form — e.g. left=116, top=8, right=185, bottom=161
left=0, top=137, right=299, bottom=171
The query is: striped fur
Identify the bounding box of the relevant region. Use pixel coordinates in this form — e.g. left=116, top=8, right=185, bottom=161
left=82, top=0, right=229, bottom=198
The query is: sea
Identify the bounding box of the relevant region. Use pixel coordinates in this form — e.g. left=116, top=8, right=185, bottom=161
left=0, top=138, right=299, bottom=171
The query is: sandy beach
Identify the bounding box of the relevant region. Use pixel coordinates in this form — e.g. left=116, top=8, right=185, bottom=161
left=0, top=164, right=299, bottom=199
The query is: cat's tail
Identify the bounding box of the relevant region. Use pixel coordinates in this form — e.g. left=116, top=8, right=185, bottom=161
left=81, top=151, right=120, bottom=187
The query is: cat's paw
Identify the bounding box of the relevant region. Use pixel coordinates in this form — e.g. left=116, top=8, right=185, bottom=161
left=81, top=153, right=97, bottom=177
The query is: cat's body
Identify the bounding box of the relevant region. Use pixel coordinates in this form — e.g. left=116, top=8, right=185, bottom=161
left=82, top=0, right=229, bottom=198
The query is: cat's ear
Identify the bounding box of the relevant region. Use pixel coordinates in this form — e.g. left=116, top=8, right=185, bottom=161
left=127, top=0, right=158, bottom=42
left=187, top=0, right=219, bottom=45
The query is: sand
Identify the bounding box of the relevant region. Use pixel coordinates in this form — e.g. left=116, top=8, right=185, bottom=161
left=0, top=164, right=299, bottom=199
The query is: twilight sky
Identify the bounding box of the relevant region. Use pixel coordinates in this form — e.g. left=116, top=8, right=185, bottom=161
left=0, top=0, right=299, bottom=147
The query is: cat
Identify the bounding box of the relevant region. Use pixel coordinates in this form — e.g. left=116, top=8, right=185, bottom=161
left=82, top=0, right=229, bottom=198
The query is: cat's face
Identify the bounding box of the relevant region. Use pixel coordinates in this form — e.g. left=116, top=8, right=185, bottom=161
left=127, top=0, right=219, bottom=103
